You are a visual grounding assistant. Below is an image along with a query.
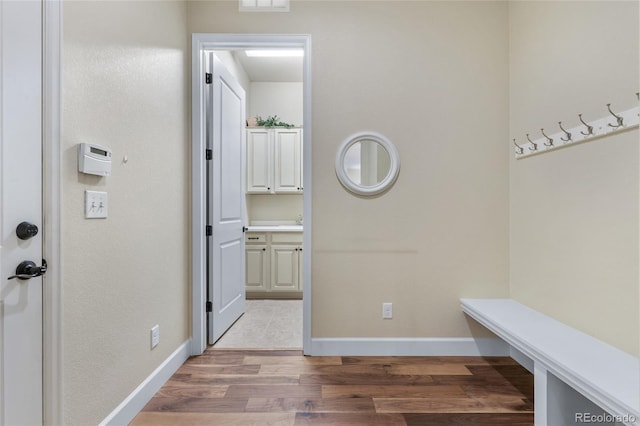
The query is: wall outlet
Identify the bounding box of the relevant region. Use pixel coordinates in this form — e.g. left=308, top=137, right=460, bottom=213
left=382, top=302, right=393, bottom=319
left=150, top=325, right=160, bottom=349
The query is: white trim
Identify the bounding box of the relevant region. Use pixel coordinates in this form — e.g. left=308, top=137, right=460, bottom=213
left=42, top=0, right=63, bottom=424
left=309, top=337, right=508, bottom=356
left=534, top=361, right=549, bottom=426
left=99, top=339, right=191, bottom=426
left=510, top=345, right=534, bottom=374
left=191, top=36, right=207, bottom=356
left=191, top=34, right=312, bottom=356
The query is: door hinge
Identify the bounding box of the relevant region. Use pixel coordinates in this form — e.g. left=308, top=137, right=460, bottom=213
left=205, top=149, right=213, bottom=161
left=206, top=225, right=212, bottom=236
left=206, top=301, right=212, bottom=313
left=205, top=73, right=212, bottom=84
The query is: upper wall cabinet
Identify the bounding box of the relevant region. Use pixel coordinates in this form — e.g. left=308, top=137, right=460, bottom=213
left=247, top=128, right=303, bottom=194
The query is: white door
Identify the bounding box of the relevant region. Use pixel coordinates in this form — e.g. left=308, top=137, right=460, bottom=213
left=0, top=1, right=44, bottom=424
left=206, top=53, right=246, bottom=344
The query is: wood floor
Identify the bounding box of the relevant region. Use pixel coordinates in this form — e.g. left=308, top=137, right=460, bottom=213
left=131, top=349, right=534, bottom=426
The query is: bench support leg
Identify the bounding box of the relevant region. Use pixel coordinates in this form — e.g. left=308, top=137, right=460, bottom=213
left=534, top=361, right=549, bottom=426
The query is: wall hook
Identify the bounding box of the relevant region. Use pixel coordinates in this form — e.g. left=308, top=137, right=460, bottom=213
left=513, top=139, right=524, bottom=155
left=526, top=133, right=537, bottom=151
left=541, top=128, right=554, bottom=146
left=606, top=103, right=623, bottom=128
left=578, top=114, right=594, bottom=136
left=558, top=121, right=572, bottom=142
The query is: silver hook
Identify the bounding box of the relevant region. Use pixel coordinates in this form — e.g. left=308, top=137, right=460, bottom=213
left=606, top=103, right=623, bottom=128
left=541, top=128, right=553, bottom=146
left=513, top=139, right=524, bottom=155
left=526, top=134, right=537, bottom=151
left=578, top=114, right=593, bottom=136
left=558, top=121, right=572, bottom=142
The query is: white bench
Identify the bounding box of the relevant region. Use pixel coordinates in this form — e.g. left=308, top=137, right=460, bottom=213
left=461, top=298, right=640, bottom=426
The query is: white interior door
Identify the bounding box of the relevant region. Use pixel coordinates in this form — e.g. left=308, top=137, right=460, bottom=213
left=0, top=1, right=44, bottom=424
left=207, top=53, right=246, bottom=344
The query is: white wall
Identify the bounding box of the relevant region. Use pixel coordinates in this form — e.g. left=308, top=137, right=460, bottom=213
left=63, top=1, right=189, bottom=424
left=248, top=194, right=303, bottom=223
left=509, top=1, right=639, bottom=356
left=249, top=82, right=303, bottom=126
left=188, top=0, right=510, bottom=340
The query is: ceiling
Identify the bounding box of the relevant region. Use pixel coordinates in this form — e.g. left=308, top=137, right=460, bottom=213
left=232, top=50, right=303, bottom=83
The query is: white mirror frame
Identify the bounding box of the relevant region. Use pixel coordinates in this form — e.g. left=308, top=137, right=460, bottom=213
left=335, top=131, right=400, bottom=196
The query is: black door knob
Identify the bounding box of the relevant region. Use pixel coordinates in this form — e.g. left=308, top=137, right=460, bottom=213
left=16, top=222, right=38, bottom=240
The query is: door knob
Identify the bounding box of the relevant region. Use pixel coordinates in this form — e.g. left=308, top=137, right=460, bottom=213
left=16, top=221, right=38, bottom=240
left=7, top=259, right=47, bottom=280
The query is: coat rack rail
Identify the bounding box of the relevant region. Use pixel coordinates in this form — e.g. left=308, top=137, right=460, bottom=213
left=514, top=105, right=639, bottom=159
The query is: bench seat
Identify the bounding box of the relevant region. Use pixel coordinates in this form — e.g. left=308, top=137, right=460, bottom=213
left=461, top=298, right=639, bottom=426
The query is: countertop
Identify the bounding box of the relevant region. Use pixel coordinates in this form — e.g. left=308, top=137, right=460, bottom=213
left=246, top=225, right=303, bottom=232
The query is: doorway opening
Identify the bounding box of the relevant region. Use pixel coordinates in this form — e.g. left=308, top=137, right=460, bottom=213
left=191, top=34, right=312, bottom=356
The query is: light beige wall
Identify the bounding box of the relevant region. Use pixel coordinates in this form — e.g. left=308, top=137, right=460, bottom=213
left=248, top=194, right=303, bottom=223
left=189, top=1, right=510, bottom=338
left=249, top=82, right=303, bottom=126
left=509, top=1, right=639, bottom=356
left=63, top=1, right=189, bottom=424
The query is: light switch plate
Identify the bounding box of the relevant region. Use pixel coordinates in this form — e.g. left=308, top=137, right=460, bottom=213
left=85, top=190, right=108, bottom=219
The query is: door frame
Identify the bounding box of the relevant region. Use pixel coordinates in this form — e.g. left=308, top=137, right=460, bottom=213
left=43, top=0, right=63, bottom=424
left=191, top=34, right=312, bottom=355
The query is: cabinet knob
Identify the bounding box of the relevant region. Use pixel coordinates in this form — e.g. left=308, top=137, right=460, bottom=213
left=262, top=248, right=266, bottom=251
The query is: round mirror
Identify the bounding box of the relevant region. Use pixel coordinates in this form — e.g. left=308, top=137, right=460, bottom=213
left=335, top=132, right=400, bottom=196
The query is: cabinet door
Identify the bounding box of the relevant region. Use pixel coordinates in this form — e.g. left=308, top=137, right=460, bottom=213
left=270, top=245, right=300, bottom=291
left=247, top=129, right=272, bottom=193
left=246, top=245, right=269, bottom=292
left=274, top=129, right=302, bottom=193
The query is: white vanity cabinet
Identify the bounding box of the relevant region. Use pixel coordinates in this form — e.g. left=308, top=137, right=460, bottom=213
left=246, top=128, right=302, bottom=194
left=245, top=231, right=302, bottom=298
left=245, top=234, right=269, bottom=292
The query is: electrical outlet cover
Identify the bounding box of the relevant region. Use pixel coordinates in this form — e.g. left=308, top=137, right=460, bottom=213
left=382, top=302, right=393, bottom=319
left=151, top=325, right=160, bottom=349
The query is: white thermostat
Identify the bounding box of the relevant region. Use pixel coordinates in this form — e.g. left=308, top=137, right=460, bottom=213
left=78, top=143, right=112, bottom=176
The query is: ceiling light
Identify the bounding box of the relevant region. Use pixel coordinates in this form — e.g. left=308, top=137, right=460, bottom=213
left=245, top=49, right=304, bottom=58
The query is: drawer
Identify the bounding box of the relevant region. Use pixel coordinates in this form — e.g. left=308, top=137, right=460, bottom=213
left=271, top=232, right=303, bottom=244
left=245, top=233, right=267, bottom=243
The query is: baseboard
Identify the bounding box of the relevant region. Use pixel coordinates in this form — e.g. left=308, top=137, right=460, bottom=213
left=99, top=339, right=191, bottom=426
left=309, top=337, right=509, bottom=356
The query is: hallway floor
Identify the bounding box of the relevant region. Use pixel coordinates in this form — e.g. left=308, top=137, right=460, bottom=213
left=214, top=299, right=303, bottom=349
left=132, top=349, right=534, bottom=425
